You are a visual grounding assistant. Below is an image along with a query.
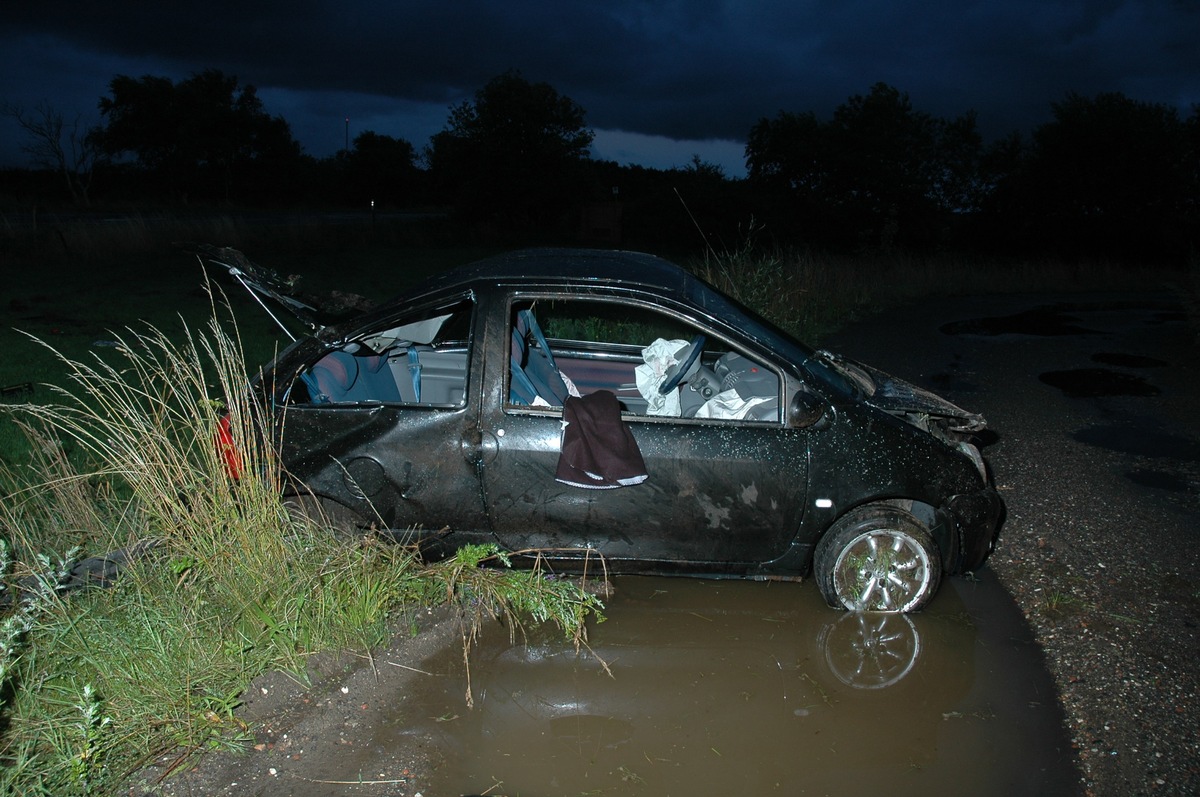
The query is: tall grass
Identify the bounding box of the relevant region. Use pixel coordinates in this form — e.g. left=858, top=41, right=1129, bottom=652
left=692, top=236, right=1183, bottom=343
left=0, top=292, right=603, bottom=795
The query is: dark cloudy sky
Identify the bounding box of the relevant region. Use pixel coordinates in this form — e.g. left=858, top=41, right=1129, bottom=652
left=3, top=1, right=1198, bottom=177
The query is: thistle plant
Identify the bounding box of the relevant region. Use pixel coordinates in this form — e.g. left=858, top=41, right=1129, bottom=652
left=67, top=684, right=112, bottom=795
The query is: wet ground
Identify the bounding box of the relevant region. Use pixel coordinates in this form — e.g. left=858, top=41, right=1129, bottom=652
left=412, top=573, right=1076, bottom=796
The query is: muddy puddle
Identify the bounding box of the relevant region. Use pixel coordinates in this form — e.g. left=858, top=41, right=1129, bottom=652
left=392, top=572, right=1077, bottom=796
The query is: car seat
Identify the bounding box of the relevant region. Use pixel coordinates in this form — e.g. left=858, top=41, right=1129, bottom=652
left=510, top=308, right=571, bottom=405
left=309, top=350, right=403, bottom=403
left=712, top=351, right=780, bottom=421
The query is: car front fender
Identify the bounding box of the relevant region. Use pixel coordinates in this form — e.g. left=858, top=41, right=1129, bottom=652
left=938, top=487, right=1005, bottom=573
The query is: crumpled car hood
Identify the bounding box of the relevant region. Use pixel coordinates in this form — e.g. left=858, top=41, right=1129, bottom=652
left=193, top=244, right=376, bottom=337
left=856, top=362, right=987, bottom=433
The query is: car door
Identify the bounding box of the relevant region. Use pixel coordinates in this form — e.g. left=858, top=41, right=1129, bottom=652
left=476, top=293, right=810, bottom=569
left=279, top=294, right=492, bottom=537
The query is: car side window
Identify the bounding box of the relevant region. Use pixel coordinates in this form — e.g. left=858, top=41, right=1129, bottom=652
left=293, top=298, right=474, bottom=407
left=507, top=299, right=781, bottom=423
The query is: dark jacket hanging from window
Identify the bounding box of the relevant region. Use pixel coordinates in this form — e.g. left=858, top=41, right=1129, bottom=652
left=555, top=390, right=648, bottom=489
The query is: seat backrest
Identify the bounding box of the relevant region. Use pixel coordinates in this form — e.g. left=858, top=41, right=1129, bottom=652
left=309, top=350, right=402, bottom=403
left=309, top=351, right=359, bottom=402
left=510, top=326, right=540, bottom=404
left=510, top=308, right=570, bottom=405
left=356, top=354, right=403, bottom=403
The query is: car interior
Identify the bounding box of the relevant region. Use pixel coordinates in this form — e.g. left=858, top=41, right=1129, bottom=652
left=292, top=299, right=473, bottom=407
left=510, top=301, right=781, bottom=422
left=289, top=297, right=780, bottom=423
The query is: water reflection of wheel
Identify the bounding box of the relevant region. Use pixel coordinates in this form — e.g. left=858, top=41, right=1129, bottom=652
left=820, top=611, right=921, bottom=690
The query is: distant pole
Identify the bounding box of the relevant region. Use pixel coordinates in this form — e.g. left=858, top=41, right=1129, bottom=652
left=345, top=117, right=349, bottom=152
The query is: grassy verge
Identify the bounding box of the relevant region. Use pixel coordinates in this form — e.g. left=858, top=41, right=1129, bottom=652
left=0, top=297, right=602, bottom=796
left=691, top=236, right=1193, bottom=343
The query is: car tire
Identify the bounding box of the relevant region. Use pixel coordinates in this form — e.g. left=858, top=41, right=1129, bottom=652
left=814, top=504, right=942, bottom=613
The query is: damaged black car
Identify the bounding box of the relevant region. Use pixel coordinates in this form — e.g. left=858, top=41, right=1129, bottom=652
left=204, top=246, right=1002, bottom=613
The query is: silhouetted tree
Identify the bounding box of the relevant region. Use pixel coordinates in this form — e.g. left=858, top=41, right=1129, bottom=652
left=425, top=70, right=594, bottom=235
left=746, top=84, right=983, bottom=250
left=97, top=69, right=303, bottom=203
left=745, top=110, right=829, bottom=240
left=344, top=131, right=421, bottom=207
left=1019, top=92, right=1191, bottom=260
left=825, top=83, right=942, bottom=246
left=670, top=155, right=754, bottom=251
left=746, top=111, right=826, bottom=194
left=961, top=130, right=1031, bottom=254
left=932, top=111, right=986, bottom=214
left=1187, top=104, right=1200, bottom=236
left=2, top=101, right=103, bottom=206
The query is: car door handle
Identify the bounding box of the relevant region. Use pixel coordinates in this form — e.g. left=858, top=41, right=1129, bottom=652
left=460, top=428, right=499, bottom=464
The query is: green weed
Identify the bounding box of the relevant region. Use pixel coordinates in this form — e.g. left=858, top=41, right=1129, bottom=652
left=1042, top=588, right=1086, bottom=619
left=416, top=543, right=608, bottom=707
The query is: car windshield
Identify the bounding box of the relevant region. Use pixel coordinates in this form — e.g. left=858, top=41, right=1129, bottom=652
left=686, top=281, right=860, bottom=398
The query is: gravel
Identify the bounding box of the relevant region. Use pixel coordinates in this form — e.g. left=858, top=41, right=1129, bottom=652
left=823, top=291, right=1200, bottom=796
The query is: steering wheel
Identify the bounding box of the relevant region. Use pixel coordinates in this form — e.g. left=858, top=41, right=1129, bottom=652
left=659, top=334, right=706, bottom=394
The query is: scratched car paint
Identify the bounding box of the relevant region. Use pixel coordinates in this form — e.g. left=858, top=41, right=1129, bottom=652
left=204, top=246, right=1002, bottom=613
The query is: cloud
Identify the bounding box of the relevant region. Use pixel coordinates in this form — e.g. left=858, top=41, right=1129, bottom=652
left=591, top=128, right=746, bottom=176
left=3, top=0, right=1197, bottom=170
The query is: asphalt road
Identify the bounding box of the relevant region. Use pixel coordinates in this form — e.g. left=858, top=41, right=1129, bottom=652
left=823, top=289, right=1200, bottom=795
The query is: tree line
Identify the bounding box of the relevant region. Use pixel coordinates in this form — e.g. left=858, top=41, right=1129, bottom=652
left=4, top=69, right=1198, bottom=262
